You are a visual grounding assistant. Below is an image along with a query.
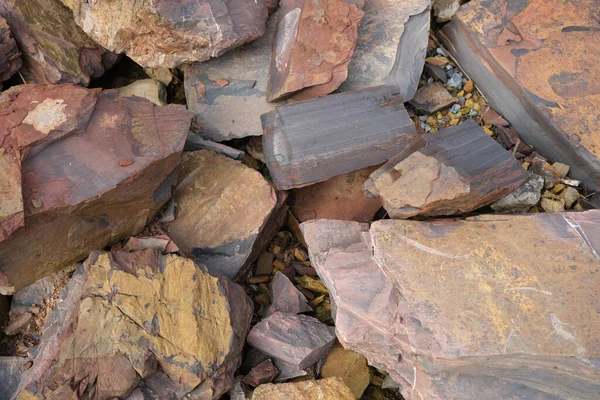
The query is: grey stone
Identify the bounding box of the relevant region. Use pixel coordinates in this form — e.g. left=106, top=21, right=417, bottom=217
left=491, top=175, right=543, bottom=213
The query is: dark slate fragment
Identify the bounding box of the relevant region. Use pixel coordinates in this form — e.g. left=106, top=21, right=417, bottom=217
left=262, top=85, right=418, bottom=190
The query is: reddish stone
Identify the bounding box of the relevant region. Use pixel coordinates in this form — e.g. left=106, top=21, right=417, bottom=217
left=119, top=159, right=133, bottom=166
left=242, top=359, right=280, bottom=387
left=267, top=272, right=312, bottom=315
left=0, top=84, right=191, bottom=290
left=0, top=17, right=21, bottom=89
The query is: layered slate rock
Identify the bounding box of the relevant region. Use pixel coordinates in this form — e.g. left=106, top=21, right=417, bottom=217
left=363, top=120, right=529, bottom=218
left=338, top=0, right=430, bottom=100
left=166, top=150, right=288, bottom=279
left=0, top=0, right=117, bottom=85
left=266, top=0, right=364, bottom=102
left=62, top=0, right=269, bottom=68
left=439, top=0, right=600, bottom=189
left=302, top=212, right=600, bottom=399
left=184, top=12, right=279, bottom=142
left=267, top=271, right=312, bottom=315
left=262, top=86, right=418, bottom=190
left=0, top=84, right=191, bottom=290
left=14, top=250, right=252, bottom=399
left=0, top=17, right=21, bottom=89
left=253, top=377, right=355, bottom=400
left=291, top=166, right=382, bottom=223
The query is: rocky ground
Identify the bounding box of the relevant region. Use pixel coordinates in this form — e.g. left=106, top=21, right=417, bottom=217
left=0, top=0, right=599, bottom=399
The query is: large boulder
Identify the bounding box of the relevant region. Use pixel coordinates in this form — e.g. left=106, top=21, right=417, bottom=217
left=62, top=0, right=270, bottom=68
left=14, top=249, right=253, bottom=399
left=301, top=212, right=600, bottom=399
left=0, top=0, right=117, bottom=85
left=166, top=150, right=288, bottom=279
left=0, top=84, right=191, bottom=291
left=0, top=16, right=21, bottom=89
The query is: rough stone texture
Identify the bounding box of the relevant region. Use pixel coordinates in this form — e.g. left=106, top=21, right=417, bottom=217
left=560, top=186, right=579, bottom=209
left=243, top=359, right=279, bottom=387
left=338, top=0, right=430, bottom=100
left=166, top=150, right=288, bottom=279
left=253, top=377, right=355, bottom=400
left=268, top=271, right=312, bottom=315
left=363, top=120, right=529, bottom=218
left=0, top=0, right=117, bottom=85
left=62, top=0, right=269, bottom=68
left=290, top=166, right=382, bottom=223
left=184, top=12, right=279, bottom=142
left=491, top=175, right=543, bottom=213
left=0, top=84, right=191, bottom=290
left=247, top=312, right=336, bottom=370
left=117, top=79, right=167, bottom=106
left=266, top=0, right=364, bottom=102
left=439, top=0, right=600, bottom=190
left=185, top=132, right=245, bottom=160
left=410, top=82, right=457, bottom=114
left=14, top=250, right=252, bottom=399
left=0, top=17, right=21, bottom=89
left=0, top=357, right=26, bottom=400
left=302, top=213, right=600, bottom=399
left=432, top=0, right=460, bottom=22
left=530, top=158, right=561, bottom=189
left=262, top=85, right=418, bottom=190
left=321, top=343, right=370, bottom=399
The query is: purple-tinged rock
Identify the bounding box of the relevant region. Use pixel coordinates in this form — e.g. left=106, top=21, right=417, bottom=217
left=267, top=272, right=312, bottom=315
left=242, top=359, right=279, bottom=387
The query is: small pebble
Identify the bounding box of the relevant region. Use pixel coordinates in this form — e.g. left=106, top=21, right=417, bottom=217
left=561, top=178, right=581, bottom=187
left=419, top=115, right=427, bottom=122
left=552, top=162, right=570, bottom=178
left=447, top=72, right=463, bottom=89
left=427, top=77, right=434, bottom=84
left=468, top=109, right=478, bottom=118
left=450, top=104, right=461, bottom=114
left=463, top=80, right=474, bottom=93
left=436, top=47, right=448, bottom=56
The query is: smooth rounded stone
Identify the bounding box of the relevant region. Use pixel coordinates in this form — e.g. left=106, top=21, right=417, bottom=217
left=166, top=150, right=288, bottom=279
left=15, top=250, right=253, bottom=399
left=321, top=343, right=371, bottom=399
left=491, top=175, right=544, bottom=213
left=410, top=82, right=457, bottom=114
left=267, top=271, right=312, bottom=316
left=560, top=186, right=579, bottom=209
left=61, top=0, right=269, bottom=68
left=252, top=377, right=354, bottom=400
left=255, top=252, right=275, bottom=276
left=118, top=79, right=167, bottom=106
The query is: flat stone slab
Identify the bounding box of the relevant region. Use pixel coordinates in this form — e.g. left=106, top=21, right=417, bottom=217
left=301, top=211, right=600, bottom=399
left=262, top=85, right=418, bottom=190
left=439, top=0, right=600, bottom=190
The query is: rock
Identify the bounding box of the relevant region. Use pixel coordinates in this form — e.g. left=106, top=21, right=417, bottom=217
left=117, top=79, right=167, bottom=106
left=266, top=0, right=364, bottom=102
left=530, top=158, right=561, bottom=189
left=0, top=84, right=191, bottom=290
left=268, top=271, right=312, bottom=315
left=552, top=162, right=571, bottom=179
left=321, top=343, right=370, bottom=399
left=185, top=132, right=245, bottom=160
left=291, top=166, right=382, bottom=223
left=410, top=82, right=457, bottom=114
left=122, top=236, right=174, bottom=253
left=0, top=0, right=117, bottom=85
left=491, top=175, right=544, bottom=213
left=243, top=359, right=280, bottom=388
left=338, top=0, right=430, bottom=100
left=0, top=357, right=27, bottom=400
left=15, top=250, right=253, bottom=399
left=144, top=67, right=173, bottom=87
left=256, top=252, right=275, bottom=276
left=247, top=312, right=336, bottom=370
left=439, top=0, right=600, bottom=190
left=481, top=107, right=509, bottom=127
left=62, top=0, right=269, bottom=68
left=541, top=192, right=566, bottom=212
left=229, top=376, right=249, bottom=400
left=494, top=126, right=533, bottom=155
left=262, top=85, right=418, bottom=190
left=253, top=377, right=355, bottom=399
left=560, top=186, right=579, bottom=209
left=184, top=12, right=279, bottom=142
left=166, top=150, right=288, bottom=279
left=0, top=16, right=21, bottom=89
left=301, top=212, right=600, bottom=399
left=432, top=0, right=460, bottom=22
left=363, top=120, right=529, bottom=218
left=425, top=63, right=447, bottom=83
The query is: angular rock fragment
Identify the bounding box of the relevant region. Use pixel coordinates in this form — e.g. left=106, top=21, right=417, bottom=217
left=302, top=212, right=600, bottom=399
left=243, top=359, right=279, bottom=387
left=432, top=0, right=460, bottom=22
left=0, top=0, right=117, bottom=85
left=184, top=12, right=279, bottom=142
left=185, top=132, right=245, bottom=160
left=410, top=82, right=457, bottom=114
left=0, top=84, right=191, bottom=290
left=321, top=343, right=371, bottom=399
left=268, top=271, right=312, bottom=315
left=15, top=250, right=252, bottom=399
left=439, top=0, right=600, bottom=189
left=339, top=0, right=430, bottom=100
left=364, top=120, right=529, bottom=218
left=262, top=86, right=418, bottom=190
left=166, top=150, right=288, bottom=279
left=117, top=79, right=167, bottom=106
left=62, top=0, right=269, bottom=68
left=530, top=158, right=561, bottom=189
left=266, top=0, right=364, bottom=102
left=247, top=312, right=336, bottom=370
left=253, top=377, right=355, bottom=399
left=491, top=175, right=543, bottom=213
left=560, top=186, right=579, bottom=209
left=0, top=17, right=21, bottom=89
left=291, top=166, right=382, bottom=223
